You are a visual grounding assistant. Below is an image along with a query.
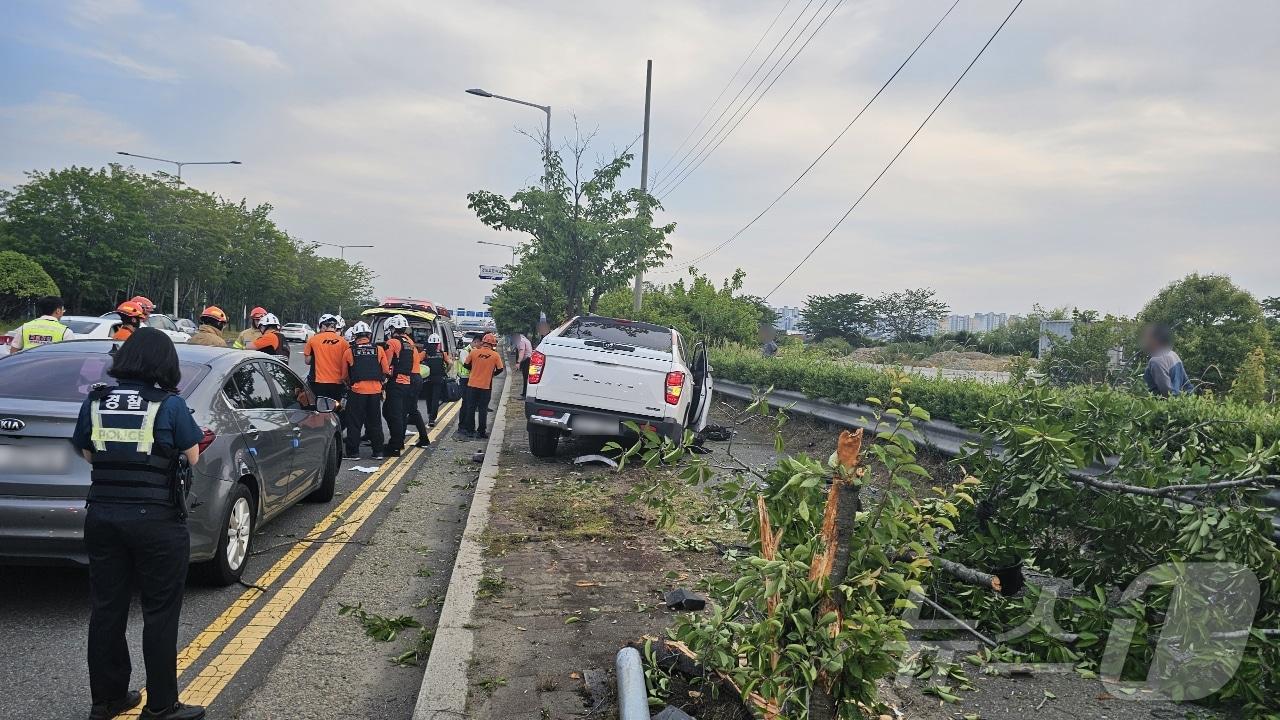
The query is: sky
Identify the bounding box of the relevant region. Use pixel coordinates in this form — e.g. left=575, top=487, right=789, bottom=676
left=1, top=0, right=1277, bottom=317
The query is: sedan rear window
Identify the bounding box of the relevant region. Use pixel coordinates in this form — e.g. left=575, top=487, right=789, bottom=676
left=0, top=354, right=209, bottom=402
left=560, top=317, right=672, bottom=352
left=62, top=319, right=108, bottom=335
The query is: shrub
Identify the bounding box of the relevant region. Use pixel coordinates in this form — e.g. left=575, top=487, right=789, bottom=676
left=810, top=336, right=853, bottom=358
left=0, top=250, right=59, bottom=318
left=1230, top=348, right=1269, bottom=405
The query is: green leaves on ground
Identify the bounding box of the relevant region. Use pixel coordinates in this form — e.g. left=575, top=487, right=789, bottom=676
left=338, top=602, right=420, bottom=642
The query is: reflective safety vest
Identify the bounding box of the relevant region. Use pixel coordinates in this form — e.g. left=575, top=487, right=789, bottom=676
left=349, top=342, right=383, bottom=383
left=456, top=348, right=473, bottom=379
left=86, top=386, right=177, bottom=504
left=19, top=317, right=70, bottom=349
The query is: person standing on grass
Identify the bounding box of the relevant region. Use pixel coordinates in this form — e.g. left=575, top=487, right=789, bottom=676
left=1142, top=323, right=1192, bottom=397
left=462, top=333, right=504, bottom=439
left=9, top=295, right=74, bottom=351
left=513, top=331, right=533, bottom=399
left=455, top=333, right=484, bottom=437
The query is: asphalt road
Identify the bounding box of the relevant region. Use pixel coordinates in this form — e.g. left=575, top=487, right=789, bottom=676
left=0, top=345, right=479, bottom=719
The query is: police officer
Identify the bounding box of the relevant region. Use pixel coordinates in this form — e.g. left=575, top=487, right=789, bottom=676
left=9, top=295, right=75, bottom=351
left=71, top=328, right=206, bottom=720
left=421, top=333, right=451, bottom=426
left=383, top=315, right=428, bottom=455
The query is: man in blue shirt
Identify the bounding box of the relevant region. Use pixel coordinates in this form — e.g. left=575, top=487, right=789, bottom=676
left=1142, top=324, right=1192, bottom=397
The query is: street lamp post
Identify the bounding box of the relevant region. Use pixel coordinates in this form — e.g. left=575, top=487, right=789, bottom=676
left=476, top=240, right=518, bottom=267
left=465, top=88, right=552, bottom=183
left=115, top=151, right=241, bottom=186
left=312, top=241, right=374, bottom=261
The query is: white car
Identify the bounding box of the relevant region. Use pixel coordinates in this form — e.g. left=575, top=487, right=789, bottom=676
left=3, top=314, right=189, bottom=356
left=281, top=323, right=315, bottom=343
left=523, top=315, right=713, bottom=457
left=92, top=311, right=192, bottom=344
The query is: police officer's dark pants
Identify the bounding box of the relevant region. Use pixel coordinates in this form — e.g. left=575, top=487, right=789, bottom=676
left=425, top=379, right=444, bottom=424
left=384, top=382, right=414, bottom=451
left=85, top=502, right=189, bottom=710
left=344, top=392, right=383, bottom=455
left=473, top=387, right=493, bottom=435
left=458, top=385, right=475, bottom=433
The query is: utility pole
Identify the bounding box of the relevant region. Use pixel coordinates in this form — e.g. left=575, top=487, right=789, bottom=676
left=632, top=59, right=653, bottom=313
left=173, top=276, right=179, bottom=317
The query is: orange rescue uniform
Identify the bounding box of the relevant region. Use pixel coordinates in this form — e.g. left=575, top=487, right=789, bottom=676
left=112, top=325, right=135, bottom=342
left=464, top=346, right=504, bottom=390
left=304, top=330, right=350, bottom=384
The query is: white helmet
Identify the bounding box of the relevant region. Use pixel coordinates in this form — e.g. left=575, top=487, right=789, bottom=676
left=427, top=333, right=442, bottom=344
left=318, top=313, right=339, bottom=327
left=343, top=327, right=355, bottom=342
left=334, top=314, right=346, bottom=329
left=385, top=314, right=409, bottom=331
left=350, top=320, right=372, bottom=337
left=259, top=312, right=281, bottom=328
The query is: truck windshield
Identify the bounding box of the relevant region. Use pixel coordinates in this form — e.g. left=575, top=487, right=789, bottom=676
left=561, top=317, right=672, bottom=352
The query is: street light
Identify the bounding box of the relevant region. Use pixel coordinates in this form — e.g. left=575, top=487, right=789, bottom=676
left=476, top=240, right=518, bottom=266
left=115, top=151, right=241, bottom=186
left=465, top=87, right=552, bottom=182
left=312, top=241, right=374, bottom=260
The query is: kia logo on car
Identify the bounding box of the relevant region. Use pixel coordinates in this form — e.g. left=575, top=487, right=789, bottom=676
left=0, top=418, right=25, bottom=432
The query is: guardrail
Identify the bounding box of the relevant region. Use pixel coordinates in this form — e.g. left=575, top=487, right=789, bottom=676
left=713, top=380, right=1280, bottom=538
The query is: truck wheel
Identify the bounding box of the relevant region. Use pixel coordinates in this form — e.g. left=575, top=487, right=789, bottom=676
left=528, top=425, right=560, bottom=458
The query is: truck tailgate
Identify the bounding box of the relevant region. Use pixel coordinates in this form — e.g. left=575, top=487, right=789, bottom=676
left=535, top=340, right=672, bottom=417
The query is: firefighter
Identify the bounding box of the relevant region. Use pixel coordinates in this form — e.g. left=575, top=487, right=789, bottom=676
left=71, top=328, right=206, bottom=720
left=187, top=306, right=228, bottom=347
left=233, top=306, right=268, bottom=349
left=249, top=313, right=289, bottom=358
left=463, top=333, right=504, bottom=439
left=342, top=321, right=389, bottom=460
left=304, top=314, right=349, bottom=405
left=129, top=295, right=156, bottom=320
left=112, top=300, right=146, bottom=342
left=383, top=315, right=429, bottom=455
left=8, top=295, right=75, bottom=351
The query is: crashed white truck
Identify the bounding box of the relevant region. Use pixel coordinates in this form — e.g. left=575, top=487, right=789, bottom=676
left=522, top=315, right=713, bottom=458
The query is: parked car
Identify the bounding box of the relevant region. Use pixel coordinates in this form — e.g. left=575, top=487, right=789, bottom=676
left=94, top=311, right=191, bottom=344
left=0, top=340, right=343, bottom=585
left=176, top=318, right=198, bottom=334
left=523, top=315, right=713, bottom=458
left=281, top=323, right=315, bottom=343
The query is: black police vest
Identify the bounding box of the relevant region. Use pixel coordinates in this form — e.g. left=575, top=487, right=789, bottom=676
left=424, top=352, right=447, bottom=380
left=86, top=386, right=177, bottom=504
left=350, top=342, right=383, bottom=382
left=391, top=336, right=415, bottom=378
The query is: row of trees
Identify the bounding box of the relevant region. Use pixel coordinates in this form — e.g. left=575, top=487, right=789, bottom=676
left=797, top=288, right=949, bottom=344
left=0, top=165, right=374, bottom=324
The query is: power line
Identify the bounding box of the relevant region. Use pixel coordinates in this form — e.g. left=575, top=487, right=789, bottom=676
left=651, top=0, right=822, bottom=191
left=763, top=0, right=1025, bottom=301
left=654, top=0, right=845, bottom=199
left=657, top=0, right=961, bottom=276
left=650, top=0, right=796, bottom=184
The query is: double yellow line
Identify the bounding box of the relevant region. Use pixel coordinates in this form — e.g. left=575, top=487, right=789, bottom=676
left=122, top=401, right=460, bottom=716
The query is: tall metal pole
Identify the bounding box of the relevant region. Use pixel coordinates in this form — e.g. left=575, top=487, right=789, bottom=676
left=173, top=276, right=179, bottom=317
left=632, top=59, right=653, bottom=313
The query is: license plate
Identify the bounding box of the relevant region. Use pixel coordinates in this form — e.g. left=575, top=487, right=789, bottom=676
left=573, top=416, right=621, bottom=436
left=0, top=444, right=72, bottom=473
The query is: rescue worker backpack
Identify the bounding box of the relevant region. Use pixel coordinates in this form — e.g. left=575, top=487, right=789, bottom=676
left=349, top=342, right=383, bottom=383
left=86, top=385, right=179, bottom=505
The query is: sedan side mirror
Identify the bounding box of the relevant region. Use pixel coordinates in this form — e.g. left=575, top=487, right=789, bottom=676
left=314, top=396, right=338, bottom=413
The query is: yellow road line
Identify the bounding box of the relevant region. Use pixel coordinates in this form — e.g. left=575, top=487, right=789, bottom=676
left=177, top=447, right=422, bottom=707
left=121, top=401, right=459, bottom=716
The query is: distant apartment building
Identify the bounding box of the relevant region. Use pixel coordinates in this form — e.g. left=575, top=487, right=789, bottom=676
left=771, top=305, right=804, bottom=333
left=943, top=312, right=1010, bottom=334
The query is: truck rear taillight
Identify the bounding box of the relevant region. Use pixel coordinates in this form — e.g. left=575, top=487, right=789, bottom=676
left=665, top=371, right=685, bottom=405
left=528, top=350, right=546, bottom=384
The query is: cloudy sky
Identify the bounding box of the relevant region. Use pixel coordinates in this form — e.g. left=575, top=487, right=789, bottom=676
left=2, top=0, right=1277, bottom=317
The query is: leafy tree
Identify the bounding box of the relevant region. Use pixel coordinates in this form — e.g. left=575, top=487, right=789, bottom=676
left=596, top=268, right=759, bottom=346
left=798, top=292, right=876, bottom=344
left=487, top=261, right=567, bottom=337
left=0, top=250, right=59, bottom=318
left=1228, top=347, right=1268, bottom=404
left=468, top=130, right=674, bottom=318
left=975, top=315, right=1040, bottom=355
left=873, top=288, right=948, bottom=342
left=1039, top=314, right=1132, bottom=386
left=1138, top=273, right=1270, bottom=389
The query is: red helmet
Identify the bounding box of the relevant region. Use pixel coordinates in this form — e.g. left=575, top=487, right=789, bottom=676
left=201, top=305, right=228, bottom=324
left=250, top=306, right=268, bottom=320
left=116, top=300, right=146, bottom=320
left=129, top=295, right=155, bottom=316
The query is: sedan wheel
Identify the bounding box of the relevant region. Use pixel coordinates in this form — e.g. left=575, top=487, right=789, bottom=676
left=195, top=483, right=256, bottom=586
left=226, top=496, right=252, bottom=571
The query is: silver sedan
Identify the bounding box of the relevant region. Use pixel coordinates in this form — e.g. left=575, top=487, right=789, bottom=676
left=0, top=340, right=343, bottom=585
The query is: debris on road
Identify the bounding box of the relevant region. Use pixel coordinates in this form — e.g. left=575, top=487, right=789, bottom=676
left=663, top=589, right=706, bottom=612
left=573, top=453, right=619, bottom=468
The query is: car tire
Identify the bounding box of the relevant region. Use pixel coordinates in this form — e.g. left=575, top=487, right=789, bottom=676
left=305, top=438, right=339, bottom=503
left=195, top=484, right=255, bottom=587
left=528, top=424, right=560, bottom=458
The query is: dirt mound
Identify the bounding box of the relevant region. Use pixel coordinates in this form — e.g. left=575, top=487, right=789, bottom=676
left=921, top=350, right=1009, bottom=371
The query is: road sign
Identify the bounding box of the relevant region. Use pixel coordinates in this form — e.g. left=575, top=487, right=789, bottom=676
left=479, top=264, right=506, bottom=280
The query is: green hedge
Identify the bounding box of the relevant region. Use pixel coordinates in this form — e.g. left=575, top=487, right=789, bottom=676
left=711, top=345, right=1280, bottom=447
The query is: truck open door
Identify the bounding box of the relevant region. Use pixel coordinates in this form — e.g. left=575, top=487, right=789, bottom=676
left=687, top=343, right=713, bottom=433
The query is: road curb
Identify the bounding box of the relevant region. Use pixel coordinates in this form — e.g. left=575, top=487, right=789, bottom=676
left=412, top=376, right=513, bottom=720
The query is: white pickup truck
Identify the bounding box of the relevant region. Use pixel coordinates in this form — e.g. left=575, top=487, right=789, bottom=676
left=523, top=315, right=713, bottom=457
